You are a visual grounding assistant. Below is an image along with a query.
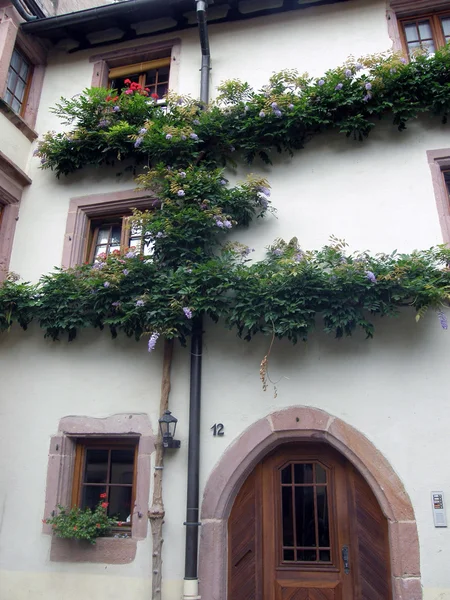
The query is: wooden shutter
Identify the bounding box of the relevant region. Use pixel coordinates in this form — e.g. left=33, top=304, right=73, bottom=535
left=348, top=465, right=392, bottom=600
left=228, top=464, right=262, bottom=600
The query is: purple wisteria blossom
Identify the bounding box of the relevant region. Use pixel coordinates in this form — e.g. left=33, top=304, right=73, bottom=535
left=122, top=269, right=129, bottom=276
left=220, top=179, right=227, bottom=186
left=318, top=79, right=325, bottom=86
left=98, top=119, right=109, bottom=128
left=134, top=137, right=143, bottom=148
left=179, top=171, right=187, bottom=178
left=400, top=57, right=407, bottom=64
left=365, top=271, right=377, bottom=283
left=190, top=133, right=198, bottom=140
left=113, top=105, right=120, bottom=112
left=335, top=83, right=343, bottom=90
left=259, top=111, right=266, bottom=118
left=40, top=158, right=47, bottom=165
left=215, top=220, right=224, bottom=228
left=363, top=93, right=372, bottom=102
left=288, top=103, right=294, bottom=109
left=273, top=248, right=283, bottom=256
left=438, top=310, right=448, bottom=330
left=257, top=186, right=271, bottom=197
left=156, top=231, right=164, bottom=238
left=365, top=82, right=372, bottom=90
left=165, top=133, right=173, bottom=140
left=104, top=281, right=110, bottom=288
left=112, top=301, right=121, bottom=307
left=183, top=307, right=193, bottom=319
left=223, top=220, right=232, bottom=229
left=148, top=332, right=160, bottom=353
left=193, top=119, right=200, bottom=126
left=181, top=135, right=187, bottom=141
left=355, top=63, right=363, bottom=71
left=230, top=146, right=236, bottom=152
left=345, top=69, right=352, bottom=77
left=125, top=251, right=136, bottom=258
left=274, top=110, right=282, bottom=118
left=92, top=261, right=106, bottom=270
left=294, top=251, right=304, bottom=262
left=244, top=105, right=250, bottom=112
left=271, top=102, right=278, bottom=109
left=139, top=128, right=148, bottom=134
left=177, top=190, right=185, bottom=197
left=177, top=97, right=184, bottom=105
left=136, top=299, right=145, bottom=307
left=259, top=197, right=268, bottom=209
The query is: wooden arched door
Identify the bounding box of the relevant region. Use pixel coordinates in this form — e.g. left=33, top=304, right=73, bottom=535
left=228, top=443, right=392, bottom=600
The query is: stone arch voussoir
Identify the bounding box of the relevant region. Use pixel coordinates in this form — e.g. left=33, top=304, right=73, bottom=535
left=199, top=406, right=422, bottom=600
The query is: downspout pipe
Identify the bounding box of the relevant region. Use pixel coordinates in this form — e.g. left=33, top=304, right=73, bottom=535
left=11, top=0, right=37, bottom=21
left=183, top=4, right=210, bottom=599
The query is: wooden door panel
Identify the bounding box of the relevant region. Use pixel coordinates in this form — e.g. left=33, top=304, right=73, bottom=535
left=348, top=465, right=392, bottom=600
left=228, top=464, right=262, bottom=600
left=276, top=580, right=341, bottom=600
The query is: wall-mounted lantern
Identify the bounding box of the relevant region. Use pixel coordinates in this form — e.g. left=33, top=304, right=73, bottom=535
left=158, top=410, right=181, bottom=449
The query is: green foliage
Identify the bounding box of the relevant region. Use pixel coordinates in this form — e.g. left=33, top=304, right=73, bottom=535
left=44, top=500, right=119, bottom=544
left=4, top=49, right=450, bottom=349
left=2, top=243, right=450, bottom=344
left=35, top=48, right=450, bottom=176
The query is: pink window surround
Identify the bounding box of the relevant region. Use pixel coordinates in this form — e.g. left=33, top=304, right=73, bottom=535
left=0, top=4, right=47, bottom=140
left=42, top=413, right=155, bottom=564
left=89, top=38, right=181, bottom=92
left=0, top=149, right=31, bottom=279
left=389, top=0, right=450, bottom=17
left=427, top=149, right=450, bottom=244
left=62, top=188, right=158, bottom=268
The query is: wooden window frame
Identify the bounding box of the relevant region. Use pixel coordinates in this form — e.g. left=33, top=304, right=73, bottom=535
left=85, top=213, right=149, bottom=263
left=5, top=46, right=33, bottom=118
left=399, top=11, right=450, bottom=55
left=71, top=438, right=138, bottom=533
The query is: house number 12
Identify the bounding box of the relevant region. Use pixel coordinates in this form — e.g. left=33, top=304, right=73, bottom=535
left=211, top=423, right=225, bottom=436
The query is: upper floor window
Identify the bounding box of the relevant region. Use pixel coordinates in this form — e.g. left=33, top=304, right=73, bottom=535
left=87, top=214, right=152, bottom=262
left=4, top=48, right=33, bottom=116
left=400, top=12, right=450, bottom=55
left=108, top=57, right=170, bottom=99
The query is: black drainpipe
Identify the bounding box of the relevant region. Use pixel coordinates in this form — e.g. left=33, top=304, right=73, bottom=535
left=183, top=2, right=210, bottom=599
left=11, top=0, right=37, bottom=21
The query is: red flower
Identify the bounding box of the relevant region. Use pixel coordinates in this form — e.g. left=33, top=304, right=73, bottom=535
left=42, top=519, right=47, bottom=524
left=99, top=493, right=107, bottom=499
left=151, top=93, right=159, bottom=99
left=124, top=79, right=131, bottom=85
left=145, top=88, right=150, bottom=92
left=106, top=95, right=111, bottom=101
left=118, top=521, right=123, bottom=527
left=112, top=96, right=119, bottom=102
left=73, top=526, right=78, bottom=531
left=96, top=523, right=101, bottom=528
left=125, top=89, right=133, bottom=95
left=101, top=502, right=109, bottom=509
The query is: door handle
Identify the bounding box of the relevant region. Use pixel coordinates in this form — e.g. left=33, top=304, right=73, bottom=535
left=341, top=545, right=350, bottom=575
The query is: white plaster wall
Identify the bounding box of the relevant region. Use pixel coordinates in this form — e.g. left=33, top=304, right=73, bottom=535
left=0, top=113, right=32, bottom=172
left=2, top=1, right=450, bottom=599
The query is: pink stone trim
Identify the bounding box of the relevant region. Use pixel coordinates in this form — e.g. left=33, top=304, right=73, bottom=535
left=0, top=5, right=47, bottom=133
left=43, top=413, right=155, bottom=564
left=199, top=407, right=421, bottom=600
left=89, top=38, right=181, bottom=94
left=0, top=149, right=31, bottom=279
left=386, top=9, right=404, bottom=53
left=62, top=188, right=157, bottom=268
left=427, top=149, right=450, bottom=245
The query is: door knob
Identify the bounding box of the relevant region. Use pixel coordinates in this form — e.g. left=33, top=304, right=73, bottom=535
left=341, top=545, right=350, bottom=575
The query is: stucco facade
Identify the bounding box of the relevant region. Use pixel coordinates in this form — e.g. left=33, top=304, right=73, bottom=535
left=1, top=1, right=450, bottom=599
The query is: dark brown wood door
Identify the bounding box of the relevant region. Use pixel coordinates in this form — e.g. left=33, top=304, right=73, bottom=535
left=228, top=443, right=392, bottom=600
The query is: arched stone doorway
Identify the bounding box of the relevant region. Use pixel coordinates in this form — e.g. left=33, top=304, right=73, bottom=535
left=199, top=407, right=421, bottom=600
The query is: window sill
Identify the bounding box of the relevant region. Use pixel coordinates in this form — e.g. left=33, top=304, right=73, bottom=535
left=49, top=535, right=137, bottom=564
left=0, top=98, right=38, bottom=142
